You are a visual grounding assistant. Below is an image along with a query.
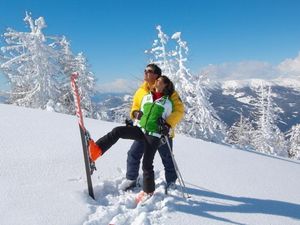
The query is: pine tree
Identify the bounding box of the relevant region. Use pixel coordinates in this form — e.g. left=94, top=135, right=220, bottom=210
left=145, top=25, right=174, bottom=76
left=71, top=53, right=95, bottom=118
left=286, top=124, right=300, bottom=159
left=146, top=26, right=226, bottom=142
left=251, top=82, right=287, bottom=156
left=48, top=36, right=76, bottom=114
left=1, top=12, right=63, bottom=109
left=51, top=37, right=95, bottom=116
left=227, top=113, right=254, bottom=149
left=174, top=33, right=226, bottom=141
left=0, top=13, right=96, bottom=117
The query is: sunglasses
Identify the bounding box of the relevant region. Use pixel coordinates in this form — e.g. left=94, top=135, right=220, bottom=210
left=144, top=69, right=154, bottom=74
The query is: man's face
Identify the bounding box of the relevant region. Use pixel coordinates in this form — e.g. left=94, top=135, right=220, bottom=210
left=144, top=67, right=158, bottom=84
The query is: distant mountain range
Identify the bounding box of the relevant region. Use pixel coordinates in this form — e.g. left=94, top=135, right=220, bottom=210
left=1, top=78, right=300, bottom=133
left=92, top=93, right=132, bottom=123
left=92, top=78, right=300, bottom=133
left=210, top=79, right=300, bottom=132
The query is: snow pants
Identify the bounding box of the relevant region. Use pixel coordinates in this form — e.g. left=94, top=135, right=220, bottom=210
left=126, top=137, right=177, bottom=184
left=95, top=126, right=160, bottom=193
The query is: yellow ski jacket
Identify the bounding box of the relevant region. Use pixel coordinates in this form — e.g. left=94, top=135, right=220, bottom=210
left=130, top=82, right=184, bottom=137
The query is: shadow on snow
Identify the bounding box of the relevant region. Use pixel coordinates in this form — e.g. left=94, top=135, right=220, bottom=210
left=173, top=182, right=300, bottom=225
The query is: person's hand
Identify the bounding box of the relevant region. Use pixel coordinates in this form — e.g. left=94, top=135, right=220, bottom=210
left=157, top=117, right=171, bottom=136
left=132, top=110, right=143, bottom=120
left=125, top=118, right=133, bottom=127
left=161, top=123, right=171, bottom=136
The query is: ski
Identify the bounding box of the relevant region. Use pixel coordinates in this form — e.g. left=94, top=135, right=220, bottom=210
left=135, top=191, right=155, bottom=207
left=139, top=195, right=153, bottom=206
left=71, top=72, right=95, bottom=199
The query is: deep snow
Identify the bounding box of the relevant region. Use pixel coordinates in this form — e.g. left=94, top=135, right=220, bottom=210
left=1, top=103, right=300, bottom=225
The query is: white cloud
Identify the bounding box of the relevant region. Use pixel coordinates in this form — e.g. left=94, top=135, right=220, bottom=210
left=96, top=52, right=300, bottom=93
left=96, top=78, right=139, bottom=93
left=201, top=52, right=300, bottom=82
left=277, top=52, right=300, bottom=76
left=201, top=61, right=278, bottom=81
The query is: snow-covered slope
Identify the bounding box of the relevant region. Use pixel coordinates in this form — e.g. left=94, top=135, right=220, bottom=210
left=1, top=103, right=300, bottom=225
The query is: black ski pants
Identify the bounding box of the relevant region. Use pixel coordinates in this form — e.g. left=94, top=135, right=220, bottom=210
left=126, top=138, right=176, bottom=184
left=95, top=126, right=160, bottom=193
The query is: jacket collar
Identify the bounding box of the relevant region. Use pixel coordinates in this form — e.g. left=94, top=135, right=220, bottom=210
left=141, top=81, right=154, bottom=92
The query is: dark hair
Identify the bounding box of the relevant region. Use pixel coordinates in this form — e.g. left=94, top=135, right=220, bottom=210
left=147, top=63, right=162, bottom=76
left=160, top=75, right=175, bottom=97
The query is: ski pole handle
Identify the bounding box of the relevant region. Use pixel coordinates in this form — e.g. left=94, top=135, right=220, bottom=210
left=133, top=110, right=142, bottom=126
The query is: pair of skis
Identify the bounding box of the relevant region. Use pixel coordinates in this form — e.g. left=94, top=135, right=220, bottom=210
left=71, top=72, right=96, bottom=199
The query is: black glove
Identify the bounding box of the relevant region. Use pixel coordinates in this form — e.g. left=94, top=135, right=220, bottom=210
left=161, top=123, right=171, bottom=136
left=132, top=110, right=143, bottom=120
left=125, top=118, right=133, bottom=127
left=157, top=117, right=171, bottom=136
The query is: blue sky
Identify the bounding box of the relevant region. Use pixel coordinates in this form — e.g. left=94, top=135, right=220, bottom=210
left=1, top=0, right=300, bottom=91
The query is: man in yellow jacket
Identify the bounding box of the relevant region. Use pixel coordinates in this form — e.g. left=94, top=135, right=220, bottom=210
left=120, top=63, right=184, bottom=191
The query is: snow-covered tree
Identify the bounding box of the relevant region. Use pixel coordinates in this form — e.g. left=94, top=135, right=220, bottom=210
left=44, top=36, right=76, bottom=113
left=251, top=83, right=287, bottom=156
left=1, top=12, right=63, bottom=109
left=227, top=113, right=254, bottom=149
left=72, top=53, right=95, bottom=117
left=0, top=12, right=96, bottom=117
left=146, top=26, right=226, bottom=142
left=145, top=25, right=174, bottom=76
left=286, top=124, right=300, bottom=159
left=172, top=32, right=226, bottom=142
left=146, top=26, right=225, bottom=142
left=55, top=37, right=95, bottom=117
left=53, top=37, right=95, bottom=117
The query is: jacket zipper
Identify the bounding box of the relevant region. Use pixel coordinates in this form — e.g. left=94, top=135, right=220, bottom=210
left=143, top=96, right=167, bottom=132
left=144, top=102, right=155, bottom=131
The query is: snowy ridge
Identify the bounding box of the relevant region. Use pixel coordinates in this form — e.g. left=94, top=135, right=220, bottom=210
left=273, top=77, right=300, bottom=91
left=1, top=103, right=300, bottom=225
left=221, top=79, right=275, bottom=91
left=220, top=77, right=300, bottom=92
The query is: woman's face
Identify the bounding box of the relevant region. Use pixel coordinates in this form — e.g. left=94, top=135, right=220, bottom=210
left=155, top=77, right=167, bottom=92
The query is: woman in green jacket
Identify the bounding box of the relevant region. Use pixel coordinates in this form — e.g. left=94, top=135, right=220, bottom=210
left=89, top=75, right=175, bottom=203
